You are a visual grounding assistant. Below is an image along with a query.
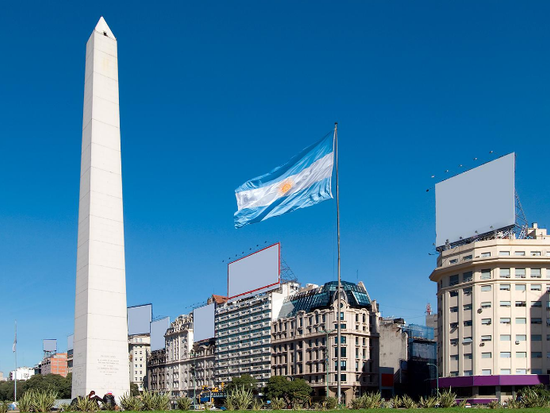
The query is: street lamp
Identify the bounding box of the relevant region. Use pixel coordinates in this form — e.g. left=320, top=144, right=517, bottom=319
left=320, top=329, right=336, bottom=398
left=427, top=363, right=439, bottom=396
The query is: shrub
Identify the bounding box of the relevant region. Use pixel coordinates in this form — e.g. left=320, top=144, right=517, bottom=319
left=34, top=389, right=58, bottom=413
left=390, top=396, right=401, bottom=408
left=323, top=396, right=338, bottom=410
left=251, top=399, right=263, bottom=411
left=519, top=386, right=550, bottom=408
left=457, top=399, right=468, bottom=408
left=438, top=388, right=457, bottom=408
left=0, top=401, right=8, bottom=413
left=119, top=392, right=143, bottom=411
left=18, top=390, right=35, bottom=413
left=418, top=396, right=438, bottom=408
left=176, top=396, right=193, bottom=411
left=75, top=397, right=99, bottom=412
left=487, top=400, right=501, bottom=409
left=228, top=386, right=254, bottom=410
left=270, top=397, right=286, bottom=410
left=401, top=395, right=417, bottom=409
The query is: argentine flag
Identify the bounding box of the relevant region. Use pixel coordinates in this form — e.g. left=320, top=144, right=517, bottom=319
left=234, top=134, right=334, bottom=229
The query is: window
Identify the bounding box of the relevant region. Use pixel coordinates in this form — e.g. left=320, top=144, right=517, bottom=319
left=499, top=318, right=510, bottom=325
left=450, top=290, right=458, bottom=297
left=450, top=275, right=459, bottom=286
left=500, top=335, right=511, bottom=341
left=499, top=251, right=511, bottom=256
left=516, top=334, right=527, bottom=341
left=500, top=352, right=511, bottom=358
left=481, top=352, right=492, bottom=359
left=450, top=259, right=458, bottom=264
left=481, top=285, right=492, bottom=292
left=482, top=369, right=492, bottom=375
left=464, top=287, right=472, bottom=295
left=464, top=255, right=473, bottom=261
left=532, top=352, right=543, bottom=358
left=516, top=284, right=526, bottom=291
left=516, top=369, right=527, bottom=374
left=500, top=284, right=511, bottom=291
left=532, top=335, right=543, bottom=341
left=463, top=337, right=473, bottom=344
left=463, top=271, right=473, bottom=282
left=501, top=369, right=511, bottom=374
left=481, top=301, right=492, bottom=308
left=516, top=318, right=527, bottom=324
left=515, top=251, right=526, bottom=257
left=450, top=339, right=458, bottom=345
left=532, top=269, right=542, bottom=278
left=464, top=320, right=472, bottom=327
left=517, top=352, right=527, bottom=358
left=532, top=251, right=542, bottom=256
left=450, top=355, right=459, bottom=361
left=500, top=301, right=511, bottom=307
left=450, top=306, right=459, bottom=313
left=515, top=301, right=526, bottom=307
left=463, top=304, right=472, bottom=311
left=464, top=370, right=473, bottom=376
left=480, top=269, right=491, bottom=280
left=482, top=318, right=492, bottom=325
left=516, top=268, right=526, bottom=278
left=481, top=335, right=492, bottom=342
left=533, top=369, right=543, bottom=374
left=464, top=353, right=472, bottom=359
left=531, top=301, right=542, bottom=308
left=500, top=268, right=511, bottom=278
left=450, top=371, right=458, bottom=377
left=481, top=252, right=491, bottom=258
left=531, top=284, right=542, bottom=291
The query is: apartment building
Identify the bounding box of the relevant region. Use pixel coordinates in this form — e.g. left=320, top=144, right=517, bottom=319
left=430, top=224, right=550, bottom=400
left=40, top=353, right=68, bottom=377
left=271, top=281, right=379, bottom=404
left=215, top=282, right=300, bottom=387
left=129, top=334, right=150, bottom=391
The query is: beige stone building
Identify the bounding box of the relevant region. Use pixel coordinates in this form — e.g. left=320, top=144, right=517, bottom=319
left=129, top=334, right=150, bottom=391
left=271, top=281, right=379, bottom=404
left=430, top=224, right=550, bottom=399
left=147, top=313, right=215, bottom=398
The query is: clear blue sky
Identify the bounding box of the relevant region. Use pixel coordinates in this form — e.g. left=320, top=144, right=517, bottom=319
left=2, top=1, right=550, bottom=376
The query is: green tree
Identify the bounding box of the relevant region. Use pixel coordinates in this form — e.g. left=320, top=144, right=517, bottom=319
left=130, top=383, right=140, bottom=396
left=265, top=376, right=312, bottom=407
left=225, top=374, right=258, bottom=394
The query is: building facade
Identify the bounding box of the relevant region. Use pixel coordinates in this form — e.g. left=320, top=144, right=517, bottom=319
left=129, top=334, right=151, bottom=391
left=272, top=281, right=380, bottom=404
left=147, top=313, right=216, bottom=398
left=430, top=224, right=550, bottom=400
left=9, top=367, right=35, bottom=381
left=40, top=353, right=68, bottom=377
left=215, top=282, right=300, bottom=387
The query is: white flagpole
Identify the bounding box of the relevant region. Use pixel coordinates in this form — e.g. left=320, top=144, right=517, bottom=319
left=334, top=123, right=342, bottom=405
left=14, top=320, right=17, bottom=402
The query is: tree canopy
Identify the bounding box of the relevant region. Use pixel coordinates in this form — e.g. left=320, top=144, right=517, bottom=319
left=265, top=376, right=312, bottom=406
left=0, top=374, right=72, bottom=401
left=225, top=374, right=258, bottom=394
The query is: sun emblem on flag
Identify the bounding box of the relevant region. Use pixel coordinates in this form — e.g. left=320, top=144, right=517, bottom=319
left=280, top=179, right=293, bottom=195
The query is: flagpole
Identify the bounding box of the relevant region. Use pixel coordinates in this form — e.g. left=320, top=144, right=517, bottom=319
left=334, top=122, right=342, bottom=405
left=14, top=320, right=17, bottom=402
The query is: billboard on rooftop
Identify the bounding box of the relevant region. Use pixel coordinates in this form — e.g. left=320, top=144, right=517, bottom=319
left=435, top=153, right=515, bottom=247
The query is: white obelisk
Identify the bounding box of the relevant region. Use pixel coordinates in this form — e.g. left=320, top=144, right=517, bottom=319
left=73, top=17, right=130, bottom=399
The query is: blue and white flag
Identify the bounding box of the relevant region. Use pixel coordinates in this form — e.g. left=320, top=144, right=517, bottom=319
left=234, top=134, right=334, bottom=228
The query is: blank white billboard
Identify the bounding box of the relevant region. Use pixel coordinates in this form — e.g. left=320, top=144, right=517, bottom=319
left=67, top=334, right=74, bottom=351
left=436, top=153, right=515, bottom=247
left=228, top=243, right=280, bottom=300
left=194, top=303, right=215, bottom=342
left=128, top=304, right=152, bottom=336
left=43, top=339, right=57, bottom=352
left=150, top=317, right=170, bottom=351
